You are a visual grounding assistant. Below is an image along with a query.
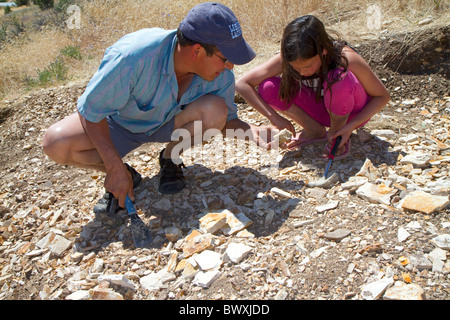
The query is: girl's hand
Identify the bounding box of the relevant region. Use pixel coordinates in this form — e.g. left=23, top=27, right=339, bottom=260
left=270, top=113, right=296, bottom=137
left=328, top=125, right=352, bottom=150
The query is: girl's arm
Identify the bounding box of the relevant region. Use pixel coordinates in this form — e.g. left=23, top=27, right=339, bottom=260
left=236, top=54, right=296, bottom=134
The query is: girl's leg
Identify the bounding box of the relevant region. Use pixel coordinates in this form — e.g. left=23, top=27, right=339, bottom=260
left=258, top=77, right=328, bottom=141
left=321, top=69, right=371, bottom=158
left=323, top=69, right=371, bottom=127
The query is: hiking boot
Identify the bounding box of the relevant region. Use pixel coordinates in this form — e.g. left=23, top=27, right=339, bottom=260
left=93, top=191, right=121, bottom=215
left=93, top=191, right=128, bottom=226
left=125, top=163, right=143, bottom=189
left=158, top=149, right=186, bottom=194
left=93, top=163, right=142, bottom=217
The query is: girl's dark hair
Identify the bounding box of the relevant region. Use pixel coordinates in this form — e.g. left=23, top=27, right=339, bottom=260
left=279, top=15, right=348, bottom=103
left=176, top=28, right=217, bottom=56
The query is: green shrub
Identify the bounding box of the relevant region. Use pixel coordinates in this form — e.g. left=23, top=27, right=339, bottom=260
left=26, top=58, right=68, bottom=88
left=14, top=0, right=29, bottom=6
left=4, top=6, right=12, bottom=15
left=54, top=0, right=76, bottom=13
left=60, top=45, right=82, bottom=60
left=0, top=24, right=6, bottom=43
left=34, top=0, right=54, bottom=10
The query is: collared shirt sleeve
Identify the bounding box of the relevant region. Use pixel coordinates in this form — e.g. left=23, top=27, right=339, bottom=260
left=77, top=28, right=239, bottom=133
left=219, top=70, right=239, bottom=122
left=77, top=46, right=134, bottom=123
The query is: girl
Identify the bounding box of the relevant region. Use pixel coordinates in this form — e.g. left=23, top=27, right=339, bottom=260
left=236, top=15, right=390, bottom=159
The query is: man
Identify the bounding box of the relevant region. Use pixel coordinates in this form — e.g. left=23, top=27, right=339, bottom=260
left=43, top=2, right=273, bottom=217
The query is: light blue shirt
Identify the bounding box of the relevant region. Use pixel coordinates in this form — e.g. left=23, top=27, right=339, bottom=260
left=77, top=28, right=238, bottom=135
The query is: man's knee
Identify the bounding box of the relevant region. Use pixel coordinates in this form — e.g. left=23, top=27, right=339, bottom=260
left=42, top=125, right=62, bottom=161
left=42, top=113, right=90, bottom=164
left=200, top=95, right=228, bottom=129
left=176, top=95, right=228, bottom=131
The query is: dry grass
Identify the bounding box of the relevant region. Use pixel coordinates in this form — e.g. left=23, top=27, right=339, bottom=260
left=0, top=0, right=448, bottom=101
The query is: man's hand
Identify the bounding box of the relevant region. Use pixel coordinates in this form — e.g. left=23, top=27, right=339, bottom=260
left=223, top=118, right=279, bottom=150
left=104, top=163, right=134, bottom=209
left=248, top=123, right=279, bottom=150
left=78, top=113, right=134, bottom=208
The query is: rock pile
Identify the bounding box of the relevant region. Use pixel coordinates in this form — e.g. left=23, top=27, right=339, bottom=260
left=0, top=71, right=449, bottom=300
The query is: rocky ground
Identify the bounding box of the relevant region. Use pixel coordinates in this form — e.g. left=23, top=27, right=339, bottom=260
left=0, top=25, right=449, bottom=302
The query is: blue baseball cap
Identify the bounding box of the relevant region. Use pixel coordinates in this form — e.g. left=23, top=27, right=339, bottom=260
left=179, top=2, right=256, bottom=65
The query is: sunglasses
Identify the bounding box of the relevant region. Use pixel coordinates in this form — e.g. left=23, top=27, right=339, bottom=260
left=214, top=53, right=230, bottom=65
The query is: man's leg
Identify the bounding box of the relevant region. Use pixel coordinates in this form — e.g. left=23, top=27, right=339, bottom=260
left=167, top=94, right=228, bottom=159
left=158, top=94, right=228, bottom=194
left=42, top=112, right=105, bottom=171
left=42, top=113, right=142, bottom=216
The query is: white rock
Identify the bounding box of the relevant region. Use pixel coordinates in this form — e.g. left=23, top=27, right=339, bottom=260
left=48, top=235, right=72, bottom=257
left=35, top=233, right=55, bottom=249
left=310, top=246, right=328, bottom=259
left=274, top=129, right=292, bottom=145
left=431, top=258, right=445, bottom=273
left=97, top=274, right=136, bottom=290
left=220, top=210, right=253, bottom=235
left=431, top=234, right=450, bottom=251
left=398, top=227, right=411, bottom=242
left=400, top=152, right=432, bottom=168
left=274, top=289, right=289, bottom=300
left=409, top=254, right=432, bottom=270
left=370, top=129, right=396, bottom=140
left=224, top=242, right=253, bottom=264
left=315, top=200, right=339, bottom=213
left=428, top=247, right=447, bottom=262
left=361, top=277, right=394, bottom=300
left=270, top=187, right=293, bottom=198
left=425, top=177, right=450, bottom=196
left=341, top=176, right=368, bottom=190
left=398, top=134, right=420, bottom=144
left=194, top=250, right=222, bottom=271
left=25, top=248, right=48, bottom=257
left=139, top=269, right=176, bottom=291
left=90, top=258, right=104, bottom=274
left=356, top=182, right=397, bottom=206
left=192, top=269, right=221, bottom=288
left=405, top=221, right=421, bottom=231
left=383, top=281, right=425, bottom=300
left=324, top=229, right=351, bottom=242
left=292, top=219, right=315, bottom=228
left=65, top=290, right=91, bottom=300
